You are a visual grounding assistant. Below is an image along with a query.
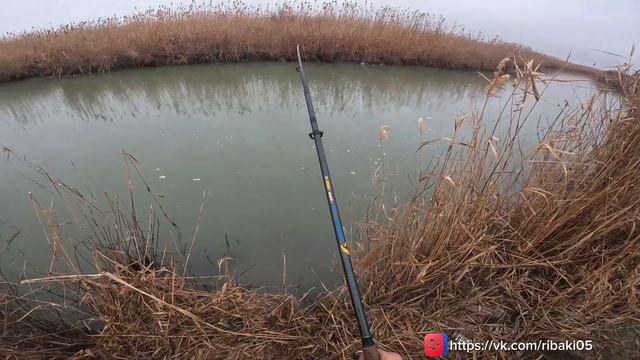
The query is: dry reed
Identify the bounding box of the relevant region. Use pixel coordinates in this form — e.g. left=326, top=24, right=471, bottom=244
left=0, top=1, right=597, bottom=83
left=1, top=64, right=639, bottom=359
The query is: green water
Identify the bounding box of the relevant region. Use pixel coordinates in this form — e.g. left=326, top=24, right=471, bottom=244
left=0, top=63, right=592, bottom=288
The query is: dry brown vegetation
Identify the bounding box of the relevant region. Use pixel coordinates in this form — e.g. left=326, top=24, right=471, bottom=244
left=1, top=60, right=638, bottom=359
left=0, top=1, right=596, bottom=83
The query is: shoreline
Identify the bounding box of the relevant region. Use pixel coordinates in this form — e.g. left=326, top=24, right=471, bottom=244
left=0, top=2, right=601, bottom=84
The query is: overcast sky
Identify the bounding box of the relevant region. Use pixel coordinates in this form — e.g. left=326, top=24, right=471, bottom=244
left=0, top=0, right=637, bottom=68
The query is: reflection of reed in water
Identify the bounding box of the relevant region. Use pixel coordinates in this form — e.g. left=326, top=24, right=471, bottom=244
left=0, top=63, right=485, bottom=126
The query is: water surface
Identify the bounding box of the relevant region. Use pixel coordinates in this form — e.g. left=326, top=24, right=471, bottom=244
left=0, top=63, right=592, bottom=288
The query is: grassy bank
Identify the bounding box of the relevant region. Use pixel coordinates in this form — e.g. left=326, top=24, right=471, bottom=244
left=0, top=1, right=597, bottom=83
left=1, top=61, right=638, bottom=359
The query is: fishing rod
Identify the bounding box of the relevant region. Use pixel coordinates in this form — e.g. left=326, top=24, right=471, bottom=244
left=295, top=45, right=380, bottom=360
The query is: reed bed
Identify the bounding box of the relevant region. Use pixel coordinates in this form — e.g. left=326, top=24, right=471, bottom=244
left=1, top=63, right=639, bottom=359
left=0, top=1, right=596, bottom=83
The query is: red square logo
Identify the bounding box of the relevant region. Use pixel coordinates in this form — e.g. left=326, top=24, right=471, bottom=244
left=424, top=333, right=448, bottom=357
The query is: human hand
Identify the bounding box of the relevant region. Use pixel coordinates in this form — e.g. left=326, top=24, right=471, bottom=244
left=357, top=349, right=402, bottom=360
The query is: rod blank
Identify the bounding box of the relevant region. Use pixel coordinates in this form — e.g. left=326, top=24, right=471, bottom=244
left=295, top=45, right=379, bottom=359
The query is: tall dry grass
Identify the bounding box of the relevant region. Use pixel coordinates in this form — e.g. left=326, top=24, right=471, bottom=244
left=0, top=1, right=595, bottom=83
left=1, top=63, right=639, bottom=359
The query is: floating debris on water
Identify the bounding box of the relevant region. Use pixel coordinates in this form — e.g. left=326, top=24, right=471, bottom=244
left=192, top=178, right=201, bottom=182
left=155, top=168, right=160, bottom=171
left=158, top=175, right=166, bottom=180
left=350, top=171, right=356, bottom=175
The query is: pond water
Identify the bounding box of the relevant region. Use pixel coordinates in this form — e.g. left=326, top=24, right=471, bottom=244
left=0, top=63, right=593, bottom=289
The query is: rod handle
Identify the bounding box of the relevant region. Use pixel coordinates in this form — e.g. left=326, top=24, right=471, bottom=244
left=362, top=344, right=381, bottom=360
